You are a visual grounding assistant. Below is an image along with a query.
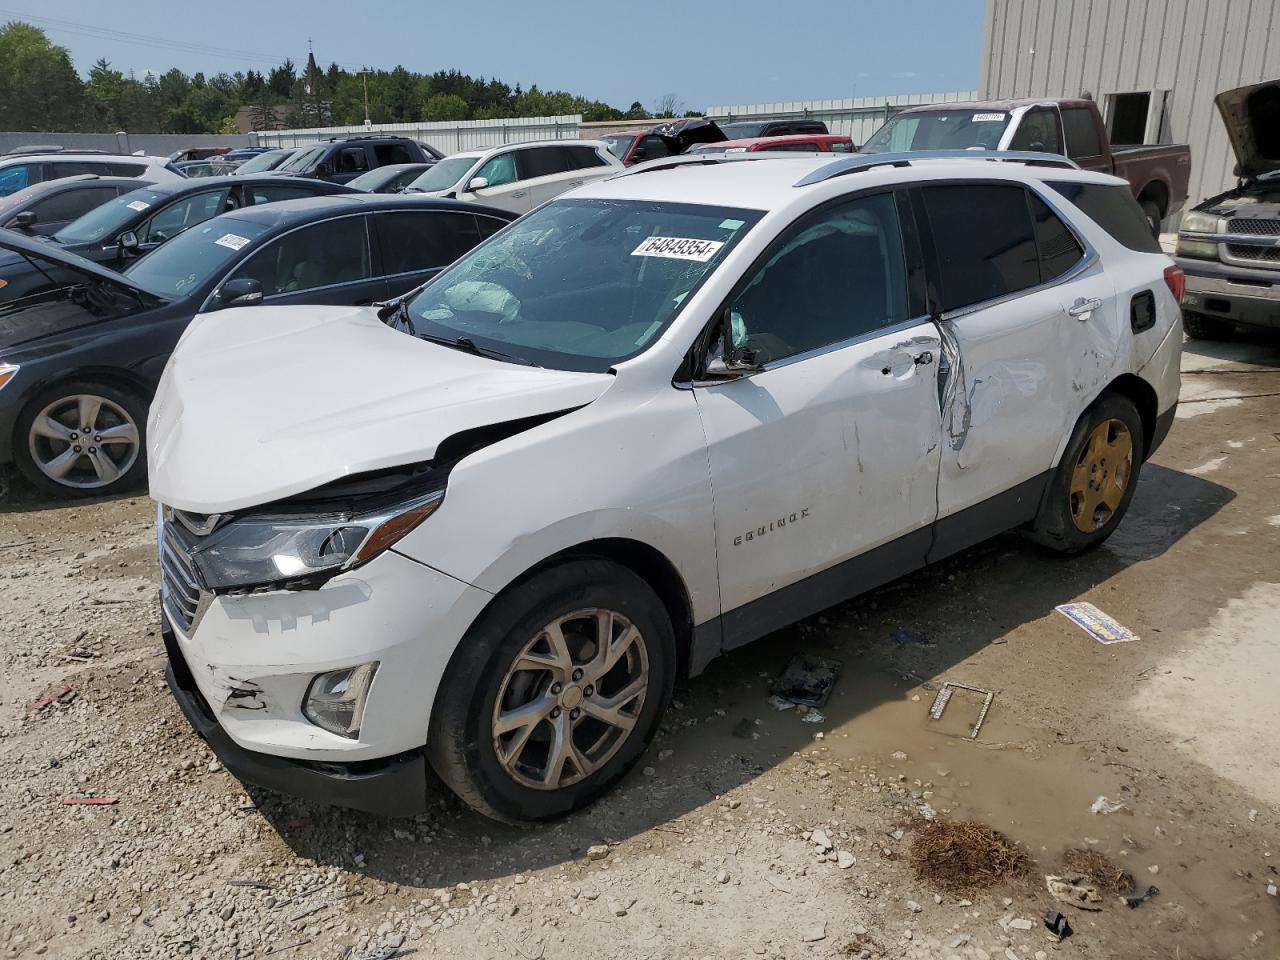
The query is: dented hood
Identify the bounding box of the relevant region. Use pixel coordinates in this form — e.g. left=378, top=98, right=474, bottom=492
left=147, top=304, right=614, bottom=514
left=1216, top=79, right=1280, bottom=179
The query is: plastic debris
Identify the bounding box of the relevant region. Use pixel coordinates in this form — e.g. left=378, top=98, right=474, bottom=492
left=1045, top=873, right=1104, bottom=911
left=766, top=695, right=795, bottom=711
left=890, top=628, right=916, bottom=645
left=1043, top=910, right=1072, bottom=941
left=800, top=709, right=825, bottom=724
left=775, top=653, right=841, bottom=707
left=928, top=681, right=995, bottom=739
left=1123, top=885, right=1160, bottom=909
left=225, top=879, right=273, bottom=889
left=1265, top=881, right=1277, bottom=897
left=1055, top=602, right=1138, bottom=644
left=62, top=796, right=118, bottom=806
left=1090, top=795, right=1127, bottom=815
left=27, top=683, right=73, bottom=712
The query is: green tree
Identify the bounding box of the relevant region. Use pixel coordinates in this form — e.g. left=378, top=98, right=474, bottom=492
left=421, top=93, right=469, bottom=122
left=0, top=21, right=88, bottom=130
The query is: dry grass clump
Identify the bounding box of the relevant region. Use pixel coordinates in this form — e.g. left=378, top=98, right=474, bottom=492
left=1061, top=847, right=1135, bottom=895
left=910, top=820, right=1030, bottom=891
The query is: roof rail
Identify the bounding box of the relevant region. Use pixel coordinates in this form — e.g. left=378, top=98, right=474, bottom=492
left=614, top=152, right=788, bottom=178
left=793, top=150, right=1079, bottom=187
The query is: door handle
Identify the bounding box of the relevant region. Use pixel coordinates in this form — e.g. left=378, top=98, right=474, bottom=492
left=880, top=350, right=934, bottom=375
left=1068, top=296, right=1102, bottom=319
left=512, top=190, right=528, bottom=198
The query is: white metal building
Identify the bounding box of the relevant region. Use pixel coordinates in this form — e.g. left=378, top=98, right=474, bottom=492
left=979, top=0, right=1280, bottom=208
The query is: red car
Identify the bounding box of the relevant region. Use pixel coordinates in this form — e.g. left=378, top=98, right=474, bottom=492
left=601, top=118, right=729, bottom=165
left=688, top=133, right=856, bottom=155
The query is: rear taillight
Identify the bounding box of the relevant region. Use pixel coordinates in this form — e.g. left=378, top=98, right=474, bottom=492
left=1163, top=264, right=1186, bottom=303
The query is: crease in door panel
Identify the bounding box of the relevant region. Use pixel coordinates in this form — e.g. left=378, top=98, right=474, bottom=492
left=935, top=319, right=973, bottom=456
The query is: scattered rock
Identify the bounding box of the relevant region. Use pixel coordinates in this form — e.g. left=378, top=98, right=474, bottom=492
left=586, top=845, right=610, bottom=861
left=837, top=851, right=856, bottom=869
left=801, top=922, right=826, bottom=943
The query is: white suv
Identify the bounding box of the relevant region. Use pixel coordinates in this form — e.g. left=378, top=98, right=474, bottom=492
left=402, top=140, right=622, bottom=213
left=150, top=151, right=1183, bottom=822
left=0, top=152, right=182, bottom=197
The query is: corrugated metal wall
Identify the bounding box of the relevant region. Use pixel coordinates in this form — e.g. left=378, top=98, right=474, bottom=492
left=705, top=92, right=978, bottom=146
left=254, top=116, right=581, bottom=153
left=0, top=131, right=252, bottom=156
left=979, top=0, right=1280, bottom=208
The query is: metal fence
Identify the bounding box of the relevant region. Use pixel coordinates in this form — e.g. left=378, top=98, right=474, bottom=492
left=253, top=116, right=583, bottom=153
left=0, top=131, right=253, bottom=157
left=705, top=92, right=978, bottom=145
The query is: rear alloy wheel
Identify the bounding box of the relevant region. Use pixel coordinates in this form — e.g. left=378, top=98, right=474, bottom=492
left=428, top=559, right=675, bottom=822
left=1068, top=418, right=1133, bottom=534
left=16, top=382, right=146, bottom=498
left=1024, top=393, right=1144, bottom=554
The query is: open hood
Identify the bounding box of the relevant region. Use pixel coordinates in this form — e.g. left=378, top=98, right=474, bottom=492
left=1216, top=79, right=1280, bottom=179
left=148, top=304, right=614, bottom=514
left=0, top=230, right=162, bottom=300
left=649, top=118, right=727, bottom=154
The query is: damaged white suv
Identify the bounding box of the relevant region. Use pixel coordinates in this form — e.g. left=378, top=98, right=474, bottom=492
left=151, top=151, right=1183, bottom=822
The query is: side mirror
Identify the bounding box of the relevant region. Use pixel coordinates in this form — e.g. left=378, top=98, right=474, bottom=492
left=466, top=176, right=490, bottom=192
left=214, top=277, right=264, bottom=307
left=700, top=313, right=762, bottom=381
left=117, top=230, right=140, bottom=255
left=6, top=210, right=37, bottom=230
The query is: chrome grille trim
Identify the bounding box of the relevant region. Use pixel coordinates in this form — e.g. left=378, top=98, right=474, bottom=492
left=1225, top=243, right=1280, bottom=265
left=159, top=514, right=204, bottom=633
left=1228, top=217, right=1280, bottom=237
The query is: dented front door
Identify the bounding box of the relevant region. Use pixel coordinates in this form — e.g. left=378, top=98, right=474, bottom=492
left=695, top=319, right=942, bottom=618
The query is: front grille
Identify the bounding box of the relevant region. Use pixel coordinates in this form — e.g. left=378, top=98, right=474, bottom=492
left=1228, top=217, right=1280, bottom=237
left=159, top=516, right=203, bottom=633
left=1226, top=243, right=1280, bottom=264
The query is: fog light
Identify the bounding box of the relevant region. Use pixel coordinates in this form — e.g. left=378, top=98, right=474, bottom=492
left=303, top=662, right=378, bottom=738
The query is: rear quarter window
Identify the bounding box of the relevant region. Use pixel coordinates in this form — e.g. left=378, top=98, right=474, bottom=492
left=1045, top=181, right=1163, bottom=253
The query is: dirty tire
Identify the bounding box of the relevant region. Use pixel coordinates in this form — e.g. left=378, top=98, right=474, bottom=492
left=14, top=380, right=148, bottom=499
left=1023, top=393, right=1144, bottom=554
left=1140, top=200, right=1163, bottom=237
left=427, top=559, right=675, bottom=823
left=1182, top=310, right=1233, bottom=340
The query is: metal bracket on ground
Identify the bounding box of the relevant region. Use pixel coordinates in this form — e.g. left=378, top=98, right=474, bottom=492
left=928, top=681, right=995, bottom=740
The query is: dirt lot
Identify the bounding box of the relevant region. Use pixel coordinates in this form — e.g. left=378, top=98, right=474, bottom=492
left=1, top=332, right=1278, bottom=960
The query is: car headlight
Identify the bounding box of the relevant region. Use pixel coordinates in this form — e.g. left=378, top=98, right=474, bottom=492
left=185, top=489, right=443, bottom=592
left=0, top=364, right=18, bottom=391
left=1176, top=211, right=1221, bottom=259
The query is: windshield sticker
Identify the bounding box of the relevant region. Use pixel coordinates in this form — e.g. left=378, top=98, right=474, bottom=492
left=972, top=112, right=1006, bottom=122
left=632, top=236, right=725, bottom=262
left=719, top=218, right=745, bottom=230
left=213, top=233, right=251, bottom=251
left=126, top=200, right=150, bottom=212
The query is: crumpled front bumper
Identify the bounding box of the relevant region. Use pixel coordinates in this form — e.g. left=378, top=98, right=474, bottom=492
left=163, top=617, right=429, bottom=817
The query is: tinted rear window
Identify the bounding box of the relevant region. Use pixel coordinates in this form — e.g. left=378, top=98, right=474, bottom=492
left=921, top=184, right=1040, bottom=312
left=1045, top=181, right=1162, bottom=253
left=1029, top=192, right=1084, bottom=281
left=1061, top=107, right=1103, bottom=160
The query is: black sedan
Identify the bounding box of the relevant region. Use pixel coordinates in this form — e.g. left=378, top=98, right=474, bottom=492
left=0, top=175, right=357, bottom=303
left=0, top=194, right=516, bottom=498
left=347, top=163, right=436, bottom=193
left=0, top=175, right=154, bottom=238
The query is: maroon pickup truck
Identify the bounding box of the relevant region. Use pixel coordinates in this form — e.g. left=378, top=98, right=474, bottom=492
left=861, top=97, right=1191, bottom=233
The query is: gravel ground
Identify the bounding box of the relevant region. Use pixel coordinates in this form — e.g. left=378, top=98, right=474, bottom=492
left=1, top=332, right=1279, bottom=960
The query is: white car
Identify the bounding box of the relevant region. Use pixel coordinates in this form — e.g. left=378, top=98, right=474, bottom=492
left=150, top=151, right=1183, bottom=822
left=0, top=152, right=183, bottom=198
left=402, top=140, right=622, bottom=213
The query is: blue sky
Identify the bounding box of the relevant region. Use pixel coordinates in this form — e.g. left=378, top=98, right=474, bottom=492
left=1, top=0, right=986, bottom=109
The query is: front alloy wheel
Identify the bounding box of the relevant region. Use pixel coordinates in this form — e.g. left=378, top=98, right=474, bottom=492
left=493, top=609, right=648, bottom=790
left=428, top=559, right=675, bottom=823
left=28, top=394, right=140, bottom=490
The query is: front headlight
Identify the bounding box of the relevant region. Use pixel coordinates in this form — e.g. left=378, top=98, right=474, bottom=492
left=0, top=364, right=18, bottom=391
left=186, top=489, right=443, bottom=592
left=1175, top=210, right=1221, bottom=259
